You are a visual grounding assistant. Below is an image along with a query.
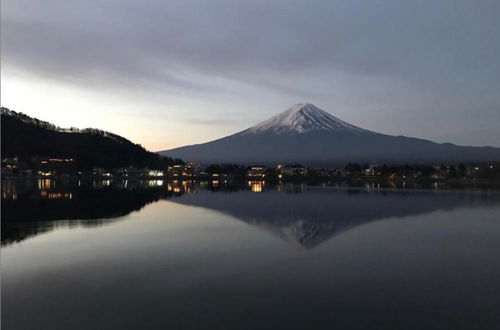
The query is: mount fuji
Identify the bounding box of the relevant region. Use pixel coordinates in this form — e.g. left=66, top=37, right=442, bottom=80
left=160, top=103, right=500, bottom=165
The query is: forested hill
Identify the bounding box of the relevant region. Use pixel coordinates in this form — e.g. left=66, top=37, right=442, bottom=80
left=1, top=107, right=181, bottom=169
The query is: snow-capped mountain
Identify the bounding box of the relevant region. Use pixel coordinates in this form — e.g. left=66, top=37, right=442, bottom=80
left=241, top=103, right=371, bottom=135
left=160, top=103, right=500, bottom=165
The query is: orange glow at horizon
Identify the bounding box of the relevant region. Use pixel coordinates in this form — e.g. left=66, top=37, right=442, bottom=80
left=0, top=72, right=241, bottom=152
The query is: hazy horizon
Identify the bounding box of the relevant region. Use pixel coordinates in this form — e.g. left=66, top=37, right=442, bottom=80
left=2, top=1, right=500, bottom=150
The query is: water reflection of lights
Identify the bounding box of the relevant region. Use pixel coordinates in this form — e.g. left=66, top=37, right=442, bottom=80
left=182, top=180, right=196, bottom=194
left=165, top=180, right=198, bottom=194
left=148, top=180, right=163, bottom=187
left=39, top=191, right=73, bottom=200
left=166, top=180, right=184, bottom=193
left=38, top=179, right=54, bottom=190
left=248, top=180, right=265, bottom=193
left=2, top=181, right=18, bottom=200
left=93, top=180, right=112, bottom=188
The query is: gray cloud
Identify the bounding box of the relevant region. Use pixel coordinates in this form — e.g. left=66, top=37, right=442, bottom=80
left=2, top=0, right=500, bottom=146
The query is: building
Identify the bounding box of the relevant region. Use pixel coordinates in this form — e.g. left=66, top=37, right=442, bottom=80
left=1, top=157, right=19, bottom=177
left=364, top=164, right=379, bottom=177
left=2, top=157, right=18, bottom=169
left=184, top=162, right=201, bottom=178
left=210, top=172, right=233, bottom=184
left=332, top=168, right=349, bottom=178
left=281, top=164, right=307, bottom=176
left=34, top=157, right=77, bottom=176
left=246, top=166, right=267, bottom=180
left=146, top=169, right=164, bottom=178
left=167, top=164, right=184, bottom=178
left=114, top=167, right=139, bottom=178
left=312, top=168, right=332, bottom=177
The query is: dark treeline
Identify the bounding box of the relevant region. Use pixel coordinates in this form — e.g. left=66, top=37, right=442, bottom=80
left=201, top=162, right=500, bottom=183
left=1, top=108, right=182, bottom=170
left=341, top=162, right=500, bottom=180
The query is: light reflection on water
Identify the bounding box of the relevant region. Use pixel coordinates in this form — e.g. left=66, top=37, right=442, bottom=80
left=2, top=179, right=500, bottom=330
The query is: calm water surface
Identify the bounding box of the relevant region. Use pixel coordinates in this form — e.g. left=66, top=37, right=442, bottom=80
left=2, top=180, right=500, bottom=330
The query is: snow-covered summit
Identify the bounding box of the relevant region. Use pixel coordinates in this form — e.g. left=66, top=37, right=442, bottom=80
left=242, top=103, right=370, bottom=135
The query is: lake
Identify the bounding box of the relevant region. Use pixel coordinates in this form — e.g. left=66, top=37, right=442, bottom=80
left=2, top=179, right=500, bottom=330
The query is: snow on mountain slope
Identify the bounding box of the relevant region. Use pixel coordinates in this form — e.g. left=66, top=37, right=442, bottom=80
left=240, top=103, right=371, bottom=135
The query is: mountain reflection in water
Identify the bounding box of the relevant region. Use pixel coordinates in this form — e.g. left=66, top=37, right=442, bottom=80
left=172, top=187, right=500, bottom=249
left=2, top=179, right=500, bottom=248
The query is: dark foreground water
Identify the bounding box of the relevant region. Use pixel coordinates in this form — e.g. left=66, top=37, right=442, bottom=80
left=2, top=179, right=500, bottom=330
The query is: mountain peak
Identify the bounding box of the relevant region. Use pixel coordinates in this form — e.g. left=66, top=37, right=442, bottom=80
left=242, top=103, right=370, bottom=135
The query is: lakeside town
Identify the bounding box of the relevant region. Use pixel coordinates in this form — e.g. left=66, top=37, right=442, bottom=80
left=2, top=155, right=499, bottom=187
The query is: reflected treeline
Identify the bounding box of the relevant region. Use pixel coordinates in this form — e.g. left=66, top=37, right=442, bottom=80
left=1, top=179, right=180, bottom=245
left=2, top=179, right=500, bottom=248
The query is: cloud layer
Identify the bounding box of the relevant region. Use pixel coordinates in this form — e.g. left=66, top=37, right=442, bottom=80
left=2, top=0, right=500, bottom=148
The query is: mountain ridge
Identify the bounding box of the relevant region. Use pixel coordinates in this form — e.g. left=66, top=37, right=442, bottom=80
left=160, top=103, right=500, bottom=165
left=1, top=107, right=180, bottom=169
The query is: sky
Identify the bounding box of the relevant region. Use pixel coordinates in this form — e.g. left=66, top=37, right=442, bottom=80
left=1, top=0, right=500, bottom=151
